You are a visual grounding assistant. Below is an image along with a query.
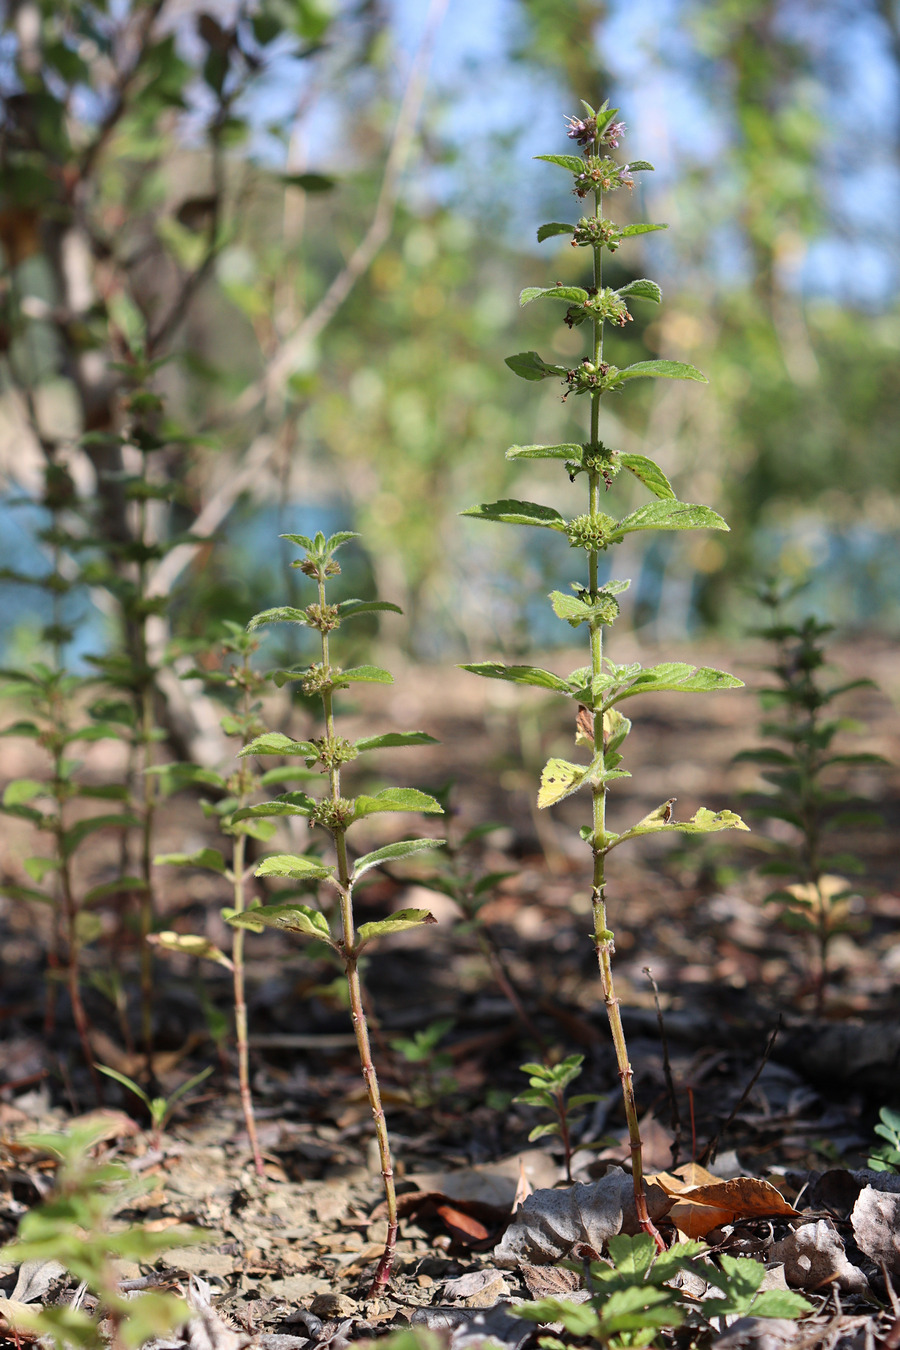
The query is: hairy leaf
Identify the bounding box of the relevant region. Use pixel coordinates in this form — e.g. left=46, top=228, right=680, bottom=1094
left=351, top=837, right=446, bottom=882
left=254, top=853, right=335, bottom=880
left=461, top=499, right=567, bottom=529
left=618, top=454, right=675, bottom=499
left=354, top=731, right=439, bottom=752
left=226, top=903, right=331, bottom=940
left=353, top=788, right=443, bottom=819
left=505, top=443, right=583, bottom=461
left=239, top=731, right=317, bottom=758
left=357, top=908, right=438, bottom=944
left=619, top=359, right=707, bottom=383
left=459, top=662, right=573, bottom=693
left=154, top=847, right=228, bottom=874
left=504, top=351, right=568, bottom=381
left=616, top=278, right=662, bottom=303
left=613, top=500, right=728, bottom=538
left=537, top=221, right=575, bottom=242
left=533, top=153, right=587, bottom=173
left=520, top=285, right=589, bottom=306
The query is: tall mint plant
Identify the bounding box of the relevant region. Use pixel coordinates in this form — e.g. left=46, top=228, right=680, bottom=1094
left=461, top=101, right=748, bottom=1243
left=224, top=530, right=444, bottom=1295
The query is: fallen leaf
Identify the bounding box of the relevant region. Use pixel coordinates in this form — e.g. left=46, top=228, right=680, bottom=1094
left=493, top=1167, right=671, bottom=1267
left=851, top=1186, right=900, bottom=1279
left=376, top=1191, right=508, bottom=1247
left=771, top=1220, right=868, bottom=1295
left=652, top=1174, right=798, bottom=1239
left=520, top=1263, right=584, bottom=1300
left=436, top=1204, right=490, bottom=1243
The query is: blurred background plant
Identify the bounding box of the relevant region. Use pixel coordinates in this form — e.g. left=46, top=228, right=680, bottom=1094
left=2, top=0, right=900, bottom=681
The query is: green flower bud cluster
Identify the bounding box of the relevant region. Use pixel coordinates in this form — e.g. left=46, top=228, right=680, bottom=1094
left=573, top=156, right=633, bottom=198
left=311, top=735, right=357, bottom=769
left=565, top=287, right=632, bottom=329
left=305, top=602, right=340, bottom=632
left=572, top=216, right=624, bottom=250
left=301, top=662, right=333, bottom=695
left=314, top=796, right=355, bottom=832
left=299, top=555, right=341, bottom=579
left=566, top=512, right=617, bottom=551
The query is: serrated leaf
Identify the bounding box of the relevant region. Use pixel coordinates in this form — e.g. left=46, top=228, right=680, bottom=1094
left=336, top=665, right=394, bottom=684
left=459, top=662, right=573, bottom=693
left=357, top=908, right=437, bottom=944
left=238, top=732, right=317, bottom=758
left=616, top=278, right=662, bottom=303
left=231, top=799, right=315, bottom=822
left=537, top=221, right=575, bottom=242
left=549, top=590, right=618, bottom=628
left=254, top=853, right=335, bottom=881
left=246, top=605, right=309, bottom=631
left=520, top=285, right=589, bottom=306
left=153, top=847, right=228, bottom=873
left=618, top=454, right=675, bottom=499
left=354, top=731, right=439, bottom=752
left=352, top=788, right=443, bottom=819
left=625, top=160, right=655, bottom=172
left=619, top=359, right=707, bottom=383
left=504, top=351, right=568, bottom=381
left=338, top=599, right=403, bottom=618
left=226, top=903, right=331, bottom=940
left=148, top=931, right=233, bottom=970
left=534, top=153, right=588, bottom=173
left=461, top=499, right=567, bottom=529
left=537, top=756, right=597, bottom=809
left=621, top=222, right=668, bottom=237
left=613, top=500, right=728, bottom=539
left=610, top=806, right=749, bottom=851
left=610, top=662, right=743, bottom=703
left=351, top=837, right=445, bottom=882
left=505, top=442, right=583, bottom=461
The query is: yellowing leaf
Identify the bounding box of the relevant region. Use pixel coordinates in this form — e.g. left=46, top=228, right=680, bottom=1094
left=538, top=757, right=590, bottom=809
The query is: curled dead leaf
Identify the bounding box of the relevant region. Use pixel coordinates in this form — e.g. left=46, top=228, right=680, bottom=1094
left=650, top=1170, right=799, bottom=1240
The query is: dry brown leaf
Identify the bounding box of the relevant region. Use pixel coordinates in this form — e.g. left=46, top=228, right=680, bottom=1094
left=651, top=1173, right=798, bottom=1239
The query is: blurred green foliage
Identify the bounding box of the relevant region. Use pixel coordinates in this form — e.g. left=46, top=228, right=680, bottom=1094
left=1, top=0, right=899, bottom=667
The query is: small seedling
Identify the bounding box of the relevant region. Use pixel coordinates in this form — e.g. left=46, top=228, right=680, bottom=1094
left=514, top=1232, right=811, bottom=1349
left=460, top=99, right=747, bottom=1244
left=868, top=1106, right=900, bottom=1173
left=514, top=1054, right=601, bottom=1182
left=390, top=1018, right=458, bottom=1110
left=224, top=528, right=444, bottom=1296
left=95, top=1063, right=214, bottom=1148
left=0, top=1122, right=196, bottom=1350
left=737, top=579, right=887, bottom=1011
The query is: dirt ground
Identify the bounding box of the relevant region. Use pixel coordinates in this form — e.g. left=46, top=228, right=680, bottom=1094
left=0, top=636, right=898, bottom=1346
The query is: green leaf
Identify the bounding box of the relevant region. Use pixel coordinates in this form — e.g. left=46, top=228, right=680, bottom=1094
left=460, top=499, right=567, bottom=529
left=549, top=590, right=620, bottom=628
left=226, top=903, right=331, bottom=941
left=353, top=788, right=444, bottom=819
left=0, top=882, right=54, bottom=906
left=351, top=837, right=446, bottom=883
left=153, top=848, right=228, bottom=874
left=621, top=222, right=668, bottom=237
left=336, top=665, right=394, bottom=685
left=528, top=1121, right=563, bottom=1141
left=619, top=359, right=707, bottom=383
left=354, top=731, right=439, bottom=752
left=625, top=160, right=655, bottom=172
left=238, top=732, right=317, bottom=758
left=2, top=779, right=46, bottom=807
left=259, top=766, right=319, bottom=786
left=749, top=1291, right=815, bottom=1319
left=23, top=856, right=61, bottom=882
left=505, top=443, right=583, bottom=462
left=610, top=662, right=743, bottom=703
left=63, top=814, right=140, bottom=853
left=613, top=500, right=729, bottom=538
left=83, top=877, right=149, bottom=905
left=534, top=153, right=589, bottom=173
left=357, top=908, right=438, bottom=944
left=337, top=599, right=403, bottom=618
left=520, top=285, right=589, bottom=307
left=231, top=799, right=315, bottom=822
left=254, top=853, right=334, bottom=881
left=537, top=222, right=575, bottom=242
left=504, top=351, right=568, bottom=381
left=246, top=605, right=309, bottom=630
left=618, top=454, right=675, bottom=499
left=281, top=172, right=336, bottom=192
left=537, top=755, right=602, bottom=809
left=616, top=278, right=662, bottom=303
left=459, top=662, right=573, bottom=693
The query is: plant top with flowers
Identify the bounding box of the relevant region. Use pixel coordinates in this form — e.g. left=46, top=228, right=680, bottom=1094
left=461, top=99, right=749, bottom=1244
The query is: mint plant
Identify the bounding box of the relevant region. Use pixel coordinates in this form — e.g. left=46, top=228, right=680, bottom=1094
left=0, top=1122, right=196, bottom=1350
left=514, top=1232, right=811, bottom=1349
left=868, top=1106, right=900, bottom=1173
left=514, top=1054, right=601, bottom=1183
left=461, top=100, right=748, bottom=1244
left=95, top=1063, right=214, bottom=1149
left=224, top=529, right=444, bottom=1296
left=736, top=579, right=887, bottom=1012
left=150, top=622, right=277, bottom=1177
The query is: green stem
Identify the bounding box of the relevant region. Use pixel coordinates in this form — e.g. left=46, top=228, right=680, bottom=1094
left=587, top=163, right=661, bottom=1250
left=318, top=573, right=398, bottom=1297
left=231, top=832, right=264, bottom=1176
